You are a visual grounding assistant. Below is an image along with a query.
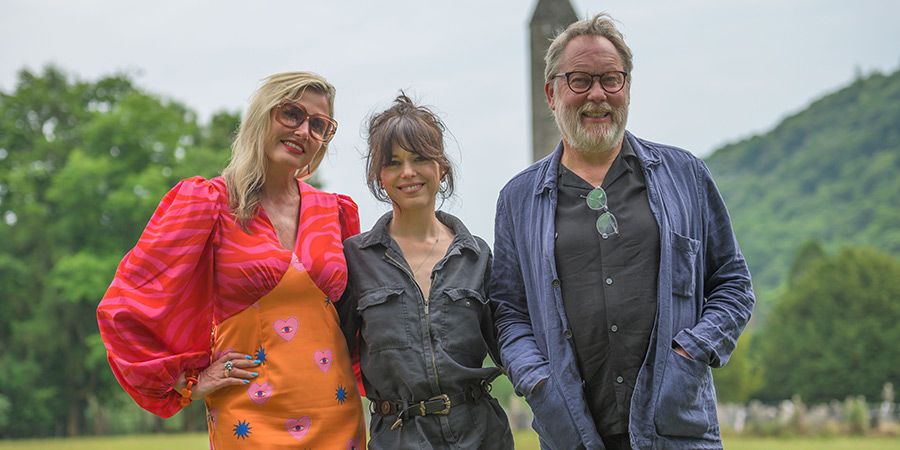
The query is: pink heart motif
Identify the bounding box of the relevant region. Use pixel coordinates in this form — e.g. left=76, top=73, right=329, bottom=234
left=213, top=348, right=236, bottom=362
left=207, top=408, right=218, bottom=432
left=285, top=416, right=311, bottom=442
left=273, top=317, right=299, bottom=343
left=247, top=382, right=274, bottom=406
left=290, top=255, right=306, bottom=273
left=347, top=438, right=361, bottom=450
left=313, top=348, right=333, bottom=374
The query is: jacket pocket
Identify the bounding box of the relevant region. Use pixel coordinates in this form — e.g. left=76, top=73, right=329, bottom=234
left=357, top=287, right=410, bottom=352
left=439, top=288, right=488, bottom=359
left=525, top=375, right=583, bottom=449
left=653, top=348, right=717, bottom=437
left=671, top=231, right=700, bottom=298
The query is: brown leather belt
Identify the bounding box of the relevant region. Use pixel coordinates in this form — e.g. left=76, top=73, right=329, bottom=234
left=370, top=382, right=492, bottom=429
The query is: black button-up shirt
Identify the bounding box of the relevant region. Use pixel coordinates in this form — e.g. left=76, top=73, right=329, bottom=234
left=554, top=139, right=660, bottom=436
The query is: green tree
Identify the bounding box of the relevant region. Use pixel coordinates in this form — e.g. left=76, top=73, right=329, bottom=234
left=0, top=66, right=230, bottom=437
left=756, top=247, right=900, bottom=403
left=705, top=69, right=900, bottom=307
left=787, top=239, right=826, bottom=287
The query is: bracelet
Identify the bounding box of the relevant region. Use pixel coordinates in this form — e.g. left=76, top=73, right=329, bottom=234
left=179, top=369, right=200, bottom=406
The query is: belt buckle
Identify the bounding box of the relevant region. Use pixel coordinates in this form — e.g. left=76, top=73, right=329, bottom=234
left=422, top=394, right=451, bottom=415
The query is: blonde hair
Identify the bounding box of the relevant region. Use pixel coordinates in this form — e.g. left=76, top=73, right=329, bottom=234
left=222, top=72, right=336, bottom=229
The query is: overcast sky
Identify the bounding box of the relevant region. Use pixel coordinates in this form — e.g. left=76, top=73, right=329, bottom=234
left=3, top=0, right=899, bottom=243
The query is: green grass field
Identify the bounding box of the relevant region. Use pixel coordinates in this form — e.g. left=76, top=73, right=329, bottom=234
left=2, top=432, right=899, bottom=449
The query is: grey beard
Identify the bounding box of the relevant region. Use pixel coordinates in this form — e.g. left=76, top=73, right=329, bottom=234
left=567, top=125, right=625, bottom=155
left=554, top=102, right=628, bottom=154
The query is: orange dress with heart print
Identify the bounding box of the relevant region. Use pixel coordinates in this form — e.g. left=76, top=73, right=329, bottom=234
left=97, top=177, right=366, bottom=449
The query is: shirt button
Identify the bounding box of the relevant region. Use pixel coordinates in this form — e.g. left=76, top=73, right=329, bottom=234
left=611, top=324, right=618, bottom=332
left=564, top=329, right=573, bottom=339
left=616, top=376, right=624, bottom=384
left=605, top=278, right=613, bottom=285
left=552, top=279, right=561, bottom=288
left=554, top=232, right=558, bottom=239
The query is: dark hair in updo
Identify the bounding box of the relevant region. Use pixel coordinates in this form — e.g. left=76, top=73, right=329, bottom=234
left=365, top=91, right=455, bottom=203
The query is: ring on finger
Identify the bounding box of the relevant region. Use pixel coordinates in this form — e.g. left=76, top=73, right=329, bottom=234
left=224, top=360, right=234, bottom=378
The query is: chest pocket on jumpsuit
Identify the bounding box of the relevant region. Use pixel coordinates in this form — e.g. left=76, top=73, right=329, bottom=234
left=358, top=286, right=411, bottom=352
left=438, top=288, right=488, bottom=362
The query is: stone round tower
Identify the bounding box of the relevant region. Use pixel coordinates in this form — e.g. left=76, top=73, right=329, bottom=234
left=530, top=0, right=578, bottom=162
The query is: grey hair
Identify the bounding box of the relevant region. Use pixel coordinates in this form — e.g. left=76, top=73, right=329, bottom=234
left=544, top=12, right=633, bottom=82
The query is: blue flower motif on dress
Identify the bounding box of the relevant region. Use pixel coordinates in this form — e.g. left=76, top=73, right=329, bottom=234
left=255, top=346, right=267, bottom=365
left=233, top=419, right=252, bottom=439
left=324, top=297, right=331, bottom=307
left=335, top=384, right=348, bottom=404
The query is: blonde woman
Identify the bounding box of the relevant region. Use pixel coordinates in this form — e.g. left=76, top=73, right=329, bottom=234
left=98, top=72, right=366, bottom=448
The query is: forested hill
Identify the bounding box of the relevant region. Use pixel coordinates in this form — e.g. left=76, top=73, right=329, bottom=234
left=705, top=68, right=900, bottom=306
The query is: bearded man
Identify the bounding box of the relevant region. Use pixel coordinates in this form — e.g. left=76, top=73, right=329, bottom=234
left=490, top=13, right=754, bottom=449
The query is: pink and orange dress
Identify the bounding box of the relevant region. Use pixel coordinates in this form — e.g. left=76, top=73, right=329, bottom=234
left=97, top=176, right=366, bottom=449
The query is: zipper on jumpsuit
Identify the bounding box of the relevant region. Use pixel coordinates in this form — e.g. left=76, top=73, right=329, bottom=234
left=385, top=252, right=443, bottom=430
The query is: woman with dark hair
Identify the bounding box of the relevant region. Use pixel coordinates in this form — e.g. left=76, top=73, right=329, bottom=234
left=338, top=92, right=514, bottom=449
left=97, top=72, right=366, bottom=448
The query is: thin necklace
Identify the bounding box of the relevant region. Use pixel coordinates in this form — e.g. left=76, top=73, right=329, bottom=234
left=412, top=232, right=442, bottom=275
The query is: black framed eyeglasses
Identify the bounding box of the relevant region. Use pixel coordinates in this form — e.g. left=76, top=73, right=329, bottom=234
left=582, top=186, right=619, bottom=239
left=273, top=100, right=338, bottom=143
left=552, top=71, right=628, bottom=94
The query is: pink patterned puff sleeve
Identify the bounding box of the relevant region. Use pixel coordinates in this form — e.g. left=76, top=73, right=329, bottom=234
left=337, top=194, right=361, bottom=241
left=97, top=177, right=221, bottom=418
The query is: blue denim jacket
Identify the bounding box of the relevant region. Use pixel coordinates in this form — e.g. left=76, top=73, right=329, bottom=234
left=490, top=132, right=754, bottom=449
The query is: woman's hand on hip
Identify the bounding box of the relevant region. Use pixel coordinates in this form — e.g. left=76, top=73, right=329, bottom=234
left=176, top=352, right=261, bottom=400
